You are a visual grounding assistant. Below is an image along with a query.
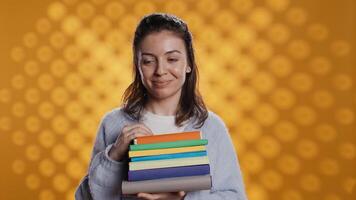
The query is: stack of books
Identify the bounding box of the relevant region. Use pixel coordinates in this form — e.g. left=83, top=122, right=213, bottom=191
left=121, top=131, right=212, bottom=195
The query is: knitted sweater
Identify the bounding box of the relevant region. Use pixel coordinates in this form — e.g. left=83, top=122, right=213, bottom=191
left=75, top=107, right=247, bottom=200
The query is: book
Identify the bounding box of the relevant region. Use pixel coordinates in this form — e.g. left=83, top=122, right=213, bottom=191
left=122, top=175, right=212, bottom=194
left=129, top=156, right=209, bottom=171
left=128, top=164, right=210, bottom=181
left=130, top=139, right=208, bottom=151
left=129, top=145, right=206, bottom=157
left=134, top=131, right=202, bottom=144
left=131, top=151, right=207, bottom=162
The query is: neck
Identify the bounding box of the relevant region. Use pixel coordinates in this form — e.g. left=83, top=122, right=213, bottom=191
left=145, top=93, right=181, bottom=116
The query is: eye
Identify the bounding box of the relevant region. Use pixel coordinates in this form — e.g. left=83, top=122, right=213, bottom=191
left=142, top=60, right=153, bottom=65
left=168, top=58, right=178, bottom=62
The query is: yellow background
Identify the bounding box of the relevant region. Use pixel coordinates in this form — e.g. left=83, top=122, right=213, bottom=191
left=0, top=0, right=354, bottom=199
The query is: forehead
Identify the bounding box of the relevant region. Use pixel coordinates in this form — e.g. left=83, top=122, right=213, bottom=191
left=139, top=30, right=186, bottom=55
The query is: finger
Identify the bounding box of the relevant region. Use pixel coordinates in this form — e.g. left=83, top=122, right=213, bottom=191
left=179, top=191, right=186, bottom=196
left=126, top=123, right=153, bottom=134
left=125, top=127, right=152, bottom=138
left=137, top=193, right=156, bottom=199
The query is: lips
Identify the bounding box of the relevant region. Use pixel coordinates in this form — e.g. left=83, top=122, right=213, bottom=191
left=152, top=80, right=172, bottom=88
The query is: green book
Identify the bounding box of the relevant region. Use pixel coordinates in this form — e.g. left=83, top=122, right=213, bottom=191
left=130, top=139, right=208, bottom=151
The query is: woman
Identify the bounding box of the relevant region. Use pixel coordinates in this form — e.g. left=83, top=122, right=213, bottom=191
left=75, top=13, right=247, bottom=200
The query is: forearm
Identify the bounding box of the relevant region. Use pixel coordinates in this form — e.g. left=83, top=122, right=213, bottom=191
left=88, top=145, right=128, bottom=200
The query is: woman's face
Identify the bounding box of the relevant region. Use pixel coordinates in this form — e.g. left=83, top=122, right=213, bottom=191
left=138, top=30, right=191, bottom=101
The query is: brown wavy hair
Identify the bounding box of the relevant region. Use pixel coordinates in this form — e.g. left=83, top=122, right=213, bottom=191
left=122, top=13, right=208, bottom=128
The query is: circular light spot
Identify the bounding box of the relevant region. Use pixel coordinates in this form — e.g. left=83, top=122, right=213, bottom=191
left=256, top=135, right=281, bottom=158
left=12, top=159, right=26, bottom=174
left=259, top=169, right=283, bottom=190
left=105, top=2, right=124, bottom=20
left=10, top=46, right=26, bottom=62
left=25, top=145, right=41, bottom=161
left=277, top=154, right=300, bottom=175
left=270, top=87, right=296, bottom=109
left=312, top=90, right=334, bottom=108
left=36, top=18, right=52, bottom=34
left=237, top=118, right=261, bottom=142
left=77, top=2, right=95, bottom=20
left=300, top=174, right=321, bottom=192
left=268, top=55, right=293, bottom=77
left=307, top=23, right=329, bottom=41
left=51, top=87, right=69, bottom=106
left=332, top=74, right=353, bottom=91
left=12, top=101, right=26, bottom=117
left=12, top=130, right=26, bottom=146
left=339, top=142, right=355, bottom=159
left=0, top=88, right=11, bottom=103
left=286, top=7, right=307, bottom=26
left=51, top=115, right=70, bottom=135
left=23, top=32, right=38, bottom=48
left=39, top=159, right=56, bottom=177
left=267, top=23, right=290, bottom=44
left=38, top=129, right=56, bottom=148
left=289, top=72, right=313, bottom=92
left=315, top=124, right=337, bottom=142
left=319, top=158, right=339, bottom=176
left=241, top=151, right=264, bottom=174
left=50, top=31, right=67, bottom=49
left=53, top=174, right=70, bottom=192
left=265, top=0, right=290, bottom=12
left=248, top=7, right=273, bottom=30
left=47, top=2, right=67, bottom=21
left=297, top=139, right=318, bottom=159
left=39, top=189, right=55, bottom=200
left=293, top=106, right=316, bottom=126
left=335, top=108, right=354, bottom=125
left=330, top=40, right=351, bottom=57
left=52, top=144, right=70, bottom=163
left=287, top=39, right=310, bottom=60
left=26, top=174, right=40, bottom=190
left=25, top=116, right=41, bottom=133
left=273, top=120, right=298, bottom=142
left=38, top=101, right=55, bottom=119
left=24, top=60, right=40, bottom=76
left=251, top=71, right=275, bottom=94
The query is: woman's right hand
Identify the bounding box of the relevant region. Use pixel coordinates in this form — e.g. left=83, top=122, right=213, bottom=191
left=108, top=123, right=153, bottom=161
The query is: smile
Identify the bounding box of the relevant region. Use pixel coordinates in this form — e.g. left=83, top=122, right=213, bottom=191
left=152, top=80, right=171, bottom=88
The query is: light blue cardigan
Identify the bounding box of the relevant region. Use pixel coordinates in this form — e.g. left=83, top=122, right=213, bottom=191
left=75, top=107, right=247, bottom=200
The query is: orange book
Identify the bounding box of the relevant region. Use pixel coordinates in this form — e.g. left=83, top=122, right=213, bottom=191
left=133, top=131, right=202, bottom=144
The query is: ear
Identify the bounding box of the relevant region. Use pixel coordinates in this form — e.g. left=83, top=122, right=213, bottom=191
left=186, top=66, right=191, bottom=73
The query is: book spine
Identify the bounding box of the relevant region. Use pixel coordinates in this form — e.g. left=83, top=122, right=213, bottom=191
left=131, top=151, right=207, bottom=162
left=128, top=164, right=210, bottom=181
left=129, top=145, right=206, bottom=158
left=130, top=139, right=208, bottom=151
left=129, top=156, right=209, bottom=171
left=122, top=175, right=212, bottom=194
left=135, top=131, right=201, bottom=144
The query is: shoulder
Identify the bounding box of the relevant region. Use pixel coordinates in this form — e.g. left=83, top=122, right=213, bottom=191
left=100, top=106, right=133, bottom=125
left=203, top=110, right=227, bottom=130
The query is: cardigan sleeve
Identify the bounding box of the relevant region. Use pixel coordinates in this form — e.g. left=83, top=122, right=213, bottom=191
left=184, top=113, right=248, bottom=200
left=74, top=114, right=131, bottom=200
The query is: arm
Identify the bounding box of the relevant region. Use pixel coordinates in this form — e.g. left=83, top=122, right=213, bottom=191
left=184, top=118, right=248, bottom=200
left=75, top=115, right=128, bottom=200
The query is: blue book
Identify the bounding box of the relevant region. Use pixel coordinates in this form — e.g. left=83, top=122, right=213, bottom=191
left=128, top=164, right=210, bottom=181
left=131, top=151, right=207, bottom=162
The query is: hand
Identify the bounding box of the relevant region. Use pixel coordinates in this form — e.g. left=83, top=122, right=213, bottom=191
left=137, top=191, right=186, bottom=200
left=108, top=123, right=153, bottom=161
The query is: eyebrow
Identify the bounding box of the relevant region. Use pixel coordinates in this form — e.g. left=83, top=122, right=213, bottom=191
left=141, top=50, right=182, bottom=56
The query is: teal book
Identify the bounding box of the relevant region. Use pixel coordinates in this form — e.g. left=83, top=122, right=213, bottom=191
left=131, top=151, right=207, bottom=162
left=130, top=139, right=208, bottom=151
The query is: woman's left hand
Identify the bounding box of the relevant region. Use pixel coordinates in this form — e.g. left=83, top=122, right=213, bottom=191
left=137, top=191, right=186, bottom=200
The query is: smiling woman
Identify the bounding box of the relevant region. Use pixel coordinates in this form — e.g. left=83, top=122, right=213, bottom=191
left=75, top=13, right=247, bottom=200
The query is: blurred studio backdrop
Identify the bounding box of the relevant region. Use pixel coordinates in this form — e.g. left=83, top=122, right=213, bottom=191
left=0, top=0, right=355, bottom=199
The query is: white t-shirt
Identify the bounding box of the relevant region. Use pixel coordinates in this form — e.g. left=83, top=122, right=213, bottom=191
left=140, top=109, right=189, bottom=135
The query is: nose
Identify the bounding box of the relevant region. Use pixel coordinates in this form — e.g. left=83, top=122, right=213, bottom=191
left=154, top=60, right=167, bottom=76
